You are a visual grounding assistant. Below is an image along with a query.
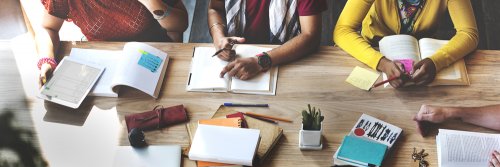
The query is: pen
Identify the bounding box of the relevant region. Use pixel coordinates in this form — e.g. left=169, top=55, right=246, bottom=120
left=212, top=39, right=236, bottom=57
left=244, top=112, right=293, bottom=123
left=211, top=48, right=228, bottom=57
left=244, top=114, right=278, bottom=124
left=371, top=76, right=401, bottom=89
left=224, top=103, right=269, bottom=107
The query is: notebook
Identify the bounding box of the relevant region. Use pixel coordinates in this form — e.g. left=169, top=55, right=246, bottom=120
left=38, top=56, right=104, bottom=109
left=69, top=42, right=169, bottom=98
left=437, top=129, right=500, bottom=167
left=112, top=145, right=181, bottom=167
left=186, top=45, right=278, bottom=95
left=337, top=135, right=387, bottom=167
left=333, top=114, right=402, bottom=166
left=186, top=106, right=283, bottom=165
left=197, top=118, right=243, bottom=167
left=188, top=124, right=261, bottom=166
left=379, top=35, right=469, bottom=86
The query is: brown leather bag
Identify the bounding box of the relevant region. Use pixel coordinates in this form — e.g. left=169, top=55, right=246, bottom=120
left=125, top=104, right=188, bottom=132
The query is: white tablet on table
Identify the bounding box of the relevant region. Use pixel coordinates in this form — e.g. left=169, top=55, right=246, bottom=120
left=38, top=56, right=105, bottom=109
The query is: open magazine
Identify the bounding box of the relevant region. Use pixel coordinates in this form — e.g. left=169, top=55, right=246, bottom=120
left=69, top=42, right=169, bottom=98
left=379, top=35, right=469, bottom=86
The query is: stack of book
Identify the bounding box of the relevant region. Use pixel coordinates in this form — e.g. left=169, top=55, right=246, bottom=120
left=186, top=105, right=284, bottom=167
left=332, top=114, right=402, bottom=167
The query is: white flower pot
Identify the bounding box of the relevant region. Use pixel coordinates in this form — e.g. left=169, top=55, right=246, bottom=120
left=299, top=123, right=323, bottom=147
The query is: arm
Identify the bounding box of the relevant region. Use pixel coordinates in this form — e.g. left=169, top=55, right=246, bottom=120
left=35, top=11, right=64, bottom=87
left=139, top=0, right=188, bottom=42
left=219, top=14, right=322, bottom=80
left=412, top=0, right=478, bottom=85
left=333, top=0, right=406, bottom=87
left=415, top=104, right=500, bottom=131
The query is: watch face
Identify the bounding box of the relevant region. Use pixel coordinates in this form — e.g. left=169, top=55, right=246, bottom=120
left=258, top=54, right=272, bottom=69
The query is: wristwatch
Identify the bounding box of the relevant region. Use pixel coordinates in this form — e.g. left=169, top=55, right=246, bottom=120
left=256, top=52, right=272, bottom=71
left=153, top=6, right=170, bottom=20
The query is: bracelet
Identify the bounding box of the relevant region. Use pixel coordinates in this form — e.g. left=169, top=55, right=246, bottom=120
left=210, top=22, right=226, bottom=31
left=37, top=57, right=58, bottom=70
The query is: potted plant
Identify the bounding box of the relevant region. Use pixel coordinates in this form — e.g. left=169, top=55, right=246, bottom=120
left=299, top=104, right=324, bottom=150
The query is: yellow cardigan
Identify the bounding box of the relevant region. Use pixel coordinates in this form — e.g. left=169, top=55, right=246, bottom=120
left=333, top=0, right=478, bottom=71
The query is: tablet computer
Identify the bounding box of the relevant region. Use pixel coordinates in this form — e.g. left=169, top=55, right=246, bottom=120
left=38, top=56, right=105, bottom=109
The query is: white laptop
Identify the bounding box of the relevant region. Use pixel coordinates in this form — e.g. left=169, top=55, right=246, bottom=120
left=112, top=145, right=182, bottom=167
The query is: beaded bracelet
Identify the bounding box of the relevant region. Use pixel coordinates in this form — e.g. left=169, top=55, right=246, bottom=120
left=37, top=57, right=58, bottom=70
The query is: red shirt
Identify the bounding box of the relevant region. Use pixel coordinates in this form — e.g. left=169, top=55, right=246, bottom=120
left=245, top=0, right=327, bottom=44
left=41, top=0, right=178, bottom=42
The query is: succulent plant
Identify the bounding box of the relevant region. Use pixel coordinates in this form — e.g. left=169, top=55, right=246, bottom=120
left=301, top=104, right=324, bottom=130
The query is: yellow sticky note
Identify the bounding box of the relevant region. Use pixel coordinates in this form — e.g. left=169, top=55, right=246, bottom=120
left=346, top=66, right=380, bottom=91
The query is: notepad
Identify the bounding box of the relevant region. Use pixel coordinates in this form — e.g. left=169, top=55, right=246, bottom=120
left=38, top=57, right=104, bottom=109
left=189, top=124, right=260, bottom=166
left=346, top=66, right=380, bottom=90
left=337, top=135, right=387, bottom=167
left=186, top=45, right=278, bottom=95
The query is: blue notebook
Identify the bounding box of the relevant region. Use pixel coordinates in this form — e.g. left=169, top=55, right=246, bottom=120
left=337, top=135, right=388, bottom=167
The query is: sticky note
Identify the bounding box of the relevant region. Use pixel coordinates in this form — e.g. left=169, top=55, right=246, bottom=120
left=396, top=59, right=414, bottom=74
left=346, top=66, right=380, bottom=91
left=138, top=49, right=163, bottom=72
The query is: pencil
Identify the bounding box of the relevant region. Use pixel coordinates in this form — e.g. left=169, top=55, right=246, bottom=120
left=244, top=112, right=293, bottom=123
left=244, top=114, right=278, bottom=124
left=211, top=49, right=226, bottom=57
left=371, top=76, right=400, bottom=89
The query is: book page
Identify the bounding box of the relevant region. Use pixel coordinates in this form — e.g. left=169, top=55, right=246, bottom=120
left=229, top=45, right=275, bottom=95
left=111, top=42, right=169, bottom=98
left=379, top=35, right=421, bottom=62
left=187, top=47, right=229, bottom=92
left=419, top=38, right=461, bottom=80
left=69, top=48, right=122, bottom=97
left=438, top=129, right=500, bottom=167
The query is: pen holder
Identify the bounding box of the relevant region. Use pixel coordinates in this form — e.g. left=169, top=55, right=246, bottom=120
left=299, top=123, right=323, bottom=147
left=125, top=104, right=188, bottom=133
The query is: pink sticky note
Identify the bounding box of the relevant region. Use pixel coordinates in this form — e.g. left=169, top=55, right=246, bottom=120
left=397, top=59, right=414, bottom=74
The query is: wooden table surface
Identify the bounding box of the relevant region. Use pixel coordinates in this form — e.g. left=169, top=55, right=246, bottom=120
left=12, top=41, right=500, bottom=167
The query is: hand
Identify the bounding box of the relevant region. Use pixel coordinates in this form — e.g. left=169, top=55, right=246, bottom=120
left=412, top=58, right=436, bottom=86
left=214, top=37, right=245, bottom=61
left=219, top=57, right=263, bottom=80
left=413, top=104, right=449, bottom=137
left=491, top=150, right=500, bottom=167
left=377, top=58, right=407, bottom=88
left=38, top=63, right=53, bottom=88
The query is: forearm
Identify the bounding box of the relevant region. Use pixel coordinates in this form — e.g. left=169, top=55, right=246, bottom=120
left=266, top=32, right=320, bottom=66
left=208, top=0, right=227, bottom=41
left=446, top=105, right=500, bottom=130
left=35, top=27, right=60, bottom=59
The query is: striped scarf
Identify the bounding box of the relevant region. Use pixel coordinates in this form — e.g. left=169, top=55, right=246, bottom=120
left=225, top=0, right=300, bottom=44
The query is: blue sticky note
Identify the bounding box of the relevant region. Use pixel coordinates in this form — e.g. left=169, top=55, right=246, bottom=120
left=337, top=135, right=387, bottom=167
left=138, top=49, right=163, bottom=72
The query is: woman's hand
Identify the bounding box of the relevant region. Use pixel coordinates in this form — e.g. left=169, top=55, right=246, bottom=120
left=38, top=63, right=53, bottom=88
left=490, top=150, right=500, bottom=167
left=213, top=37, right=245, bottom=61
left=377, top=58, right=407, bottom=88
left=219, top=57, right=263, bottom=80
left=412, top=58, right=436, bottom=86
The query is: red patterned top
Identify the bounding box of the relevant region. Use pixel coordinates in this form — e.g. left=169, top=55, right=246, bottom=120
left=41, top=0, right=178, bottom=42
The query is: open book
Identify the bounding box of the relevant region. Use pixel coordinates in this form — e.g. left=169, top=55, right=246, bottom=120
left=379, top=35, right=469, bottom=86
left=437, top=129, right=500, bottom=167
left=186, top=45, right=278, bottom=95
left=69, top=42, right=169, bottom=98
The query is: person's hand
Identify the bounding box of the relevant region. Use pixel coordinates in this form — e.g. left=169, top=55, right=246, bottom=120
left=38, top=63, right=53, bottom=88
left=377, top=58, right=407, bottom=88
left=491, top=150, right=500, bottom=167
left=412, top=58, right=436, bottom=86
left=214, top=37, right=245, bottom=61
left=413, top=104, right=449, bottom=137
left=219, top=57, right=262, bottom=80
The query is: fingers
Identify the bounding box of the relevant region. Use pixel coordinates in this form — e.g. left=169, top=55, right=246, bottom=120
left=491, top=150, right=500, bottom=167
left=220, top=62, right=235, bottom=78
left=217, top=49, right=235, bottom=61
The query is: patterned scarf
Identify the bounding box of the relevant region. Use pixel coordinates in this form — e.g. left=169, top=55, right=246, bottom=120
left=397, top=0, right=425, bottom=34
left=225, top=0, right=300, bottom=44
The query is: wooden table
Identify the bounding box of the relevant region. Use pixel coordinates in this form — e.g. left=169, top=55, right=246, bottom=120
left=13, top=41, right=500, bottom=167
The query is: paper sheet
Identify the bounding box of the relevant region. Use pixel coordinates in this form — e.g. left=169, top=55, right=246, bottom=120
left=346, top=66, right=381, bottom=90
